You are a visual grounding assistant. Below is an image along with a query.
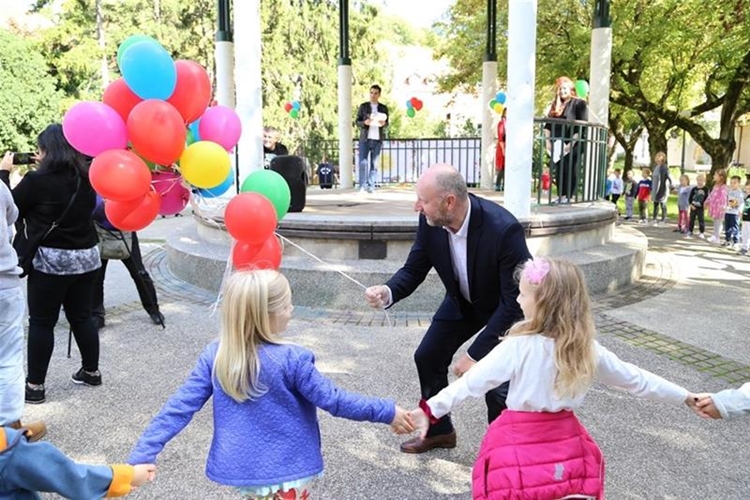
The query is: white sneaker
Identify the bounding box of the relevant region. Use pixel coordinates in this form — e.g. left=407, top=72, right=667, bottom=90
left=652, top=221, right=659, bottom=227
left=697, top=233, right=706, bottom=239
left=709, top=236, right=720, bottom=244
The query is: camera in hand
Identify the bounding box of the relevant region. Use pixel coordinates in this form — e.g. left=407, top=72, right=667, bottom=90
left=12, top=152, right=35, bottom=165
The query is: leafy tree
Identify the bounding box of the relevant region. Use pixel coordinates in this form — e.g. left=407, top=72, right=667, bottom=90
left=0, top=29, right=61, bottom=152
left=436, top=0, right=750, bottom=176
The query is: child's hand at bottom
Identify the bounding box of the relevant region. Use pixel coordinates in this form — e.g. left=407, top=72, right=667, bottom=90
left=132, top=464, right=156, bottom=489
left=408, top=409, right=430, bottom=439
left=390, top=406, right=415, bottom=434
left=694, top=394, right=722, bottom=419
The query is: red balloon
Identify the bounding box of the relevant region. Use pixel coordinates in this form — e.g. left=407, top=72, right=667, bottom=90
left=224, top=193, right=278, bottom=245
left=283, top=102, right=293, bottom=113
left=89, top=149, right=152, bottom=202
left=105, top=191, right=161, bottom=232
left=414, top=99, right=423, bottom=111
left=103, top=78, right=143, bottom=122
left=232, top=236, right=282, bottom=270
left=167, top=60, right=212, bottom=124
left=127, top=100, right=186, bottom=165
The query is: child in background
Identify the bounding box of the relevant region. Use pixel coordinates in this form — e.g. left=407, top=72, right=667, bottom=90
left=0, top=426, right=154, bottom=498
left=687, top=173, right=708, bottom=239
left=738, top=179, right=750, bottom=255
left=128, top=270, right=413, bottom=500
left=705, top=168, right=728, bottom=244
left=610, top=168, right=623, bottom=210
left=636, top=167, right=652, bottom=224
left=650, top=152, right=672, bottom=226
left=541, top=166, right=551, bottom=199
left=623, top=170, right=637, bottom=221
left=409, top=258, right=698, bottom=500
left=723, top=175, right=744, bottom=248
left=695, top=384, right=750, bottom=420
left=604, top=169, right=614, bottom=201
left=675, top=174, right=692, bottom=234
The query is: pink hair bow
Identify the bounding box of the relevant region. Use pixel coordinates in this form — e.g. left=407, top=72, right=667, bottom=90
left=524, top=258, right=550, bottom=285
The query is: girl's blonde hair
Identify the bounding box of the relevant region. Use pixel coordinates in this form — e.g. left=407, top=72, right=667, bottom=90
left=509, top=258, right=597, bottom=399
left=548, top=76, right=577, bottom=118
left=654, top=151, right=666, bottom=164
left=214, top=270, right=291, bottom=402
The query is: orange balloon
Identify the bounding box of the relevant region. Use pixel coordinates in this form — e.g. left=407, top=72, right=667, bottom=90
left=89, top=149, right=151, bottom=202
left=127, top=100, right=186, bottom=165
left=103, top=78, right=143, bottom=122
left=167, top=60, right=212, bottom=124
left=233, top=235, right=282, bottom=270
left=105, top=191, right=161, bottom=232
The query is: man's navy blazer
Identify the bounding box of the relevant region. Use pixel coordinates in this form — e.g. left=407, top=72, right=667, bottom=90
left=386, top=194, right=532, bottom=361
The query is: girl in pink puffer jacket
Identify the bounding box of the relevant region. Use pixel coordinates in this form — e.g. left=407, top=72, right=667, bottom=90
left=411, top=258, right=701, bottom=500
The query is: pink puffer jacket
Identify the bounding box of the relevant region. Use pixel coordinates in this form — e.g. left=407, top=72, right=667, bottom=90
left=472, top=410, right=604, bottom=499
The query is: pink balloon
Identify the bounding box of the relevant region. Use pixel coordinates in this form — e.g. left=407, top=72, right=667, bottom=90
left=152, top=170, right=190, bottom=216
left=62, top=101, right=128, bottom=157
left=198, top=105, right=242, bottom=151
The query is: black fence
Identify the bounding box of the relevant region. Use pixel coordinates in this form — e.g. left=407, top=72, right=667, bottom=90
left=300, top=117, right=609, bottom=204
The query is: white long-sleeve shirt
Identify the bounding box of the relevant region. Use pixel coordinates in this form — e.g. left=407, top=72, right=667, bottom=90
left=712, top=383, right=750, bottom=420
left=428, top=334, right=688, bottom=418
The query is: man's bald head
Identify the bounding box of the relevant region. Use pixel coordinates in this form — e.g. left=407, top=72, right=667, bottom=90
left=419, top=163, right=469, bottom=200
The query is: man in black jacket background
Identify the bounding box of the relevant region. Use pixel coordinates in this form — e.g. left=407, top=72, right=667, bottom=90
left=355, top=85, right=388, bottom=193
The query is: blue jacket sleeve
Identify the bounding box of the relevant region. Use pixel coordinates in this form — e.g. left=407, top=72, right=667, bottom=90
left=292, top=349, right=395, bottom=424
left=385, top=217, right=433, bottom=304
left=467, top=221, right=530, bottom=361
left=2, top=428, right=115, bottom=499
left=128, top=346, right=214, bottom=464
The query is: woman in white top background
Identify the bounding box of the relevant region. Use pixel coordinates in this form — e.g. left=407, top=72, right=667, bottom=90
left=410, top=258, right=700, bottom=500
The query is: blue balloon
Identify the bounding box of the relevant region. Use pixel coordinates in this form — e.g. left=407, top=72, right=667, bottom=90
left=495, top=91, right=507, bottom=104
left=406, top=100, right=414, bottom=109
left=120, top=40, right=177, bottom=100
left=197, top=172, right=234, bottom=198
left=188, top=118, right=201, bottom=142
left=291, top=100, right=301, bottom=111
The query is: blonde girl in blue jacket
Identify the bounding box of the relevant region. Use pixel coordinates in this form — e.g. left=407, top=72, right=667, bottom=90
left=128, top=270, right=413, bottom=499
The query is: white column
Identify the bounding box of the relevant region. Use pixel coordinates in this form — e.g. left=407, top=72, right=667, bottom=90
left=588, top=27, right=612, bottom=126
left=480, top=61, right=497, bottom=190
left=233, top=0, right=264, bottom=185
left=338, top=65, right=353, bottom=188
left=504, top=0, right=537, bottom=219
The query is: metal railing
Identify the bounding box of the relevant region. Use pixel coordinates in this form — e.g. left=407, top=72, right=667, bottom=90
left=300, top=118, right=609, bottom=203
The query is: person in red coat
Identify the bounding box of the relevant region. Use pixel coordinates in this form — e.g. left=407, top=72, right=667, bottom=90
left=494, top=108, right=507, bottom=191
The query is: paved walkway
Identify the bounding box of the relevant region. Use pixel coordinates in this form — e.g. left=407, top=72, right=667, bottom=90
left=28, top=214, right=750, bottom=499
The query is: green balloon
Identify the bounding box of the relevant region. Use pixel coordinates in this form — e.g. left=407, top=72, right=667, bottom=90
left=240, top=170, right=292, bottom=220
left=117, top=34, right=159, bottom=68
left=186, top=129, right=197, bottom=146
left=575, top=79, right=589, bottom=98
left=406, top=107, right=416, bottom=118
left=290, top=109, right=299, bottom=119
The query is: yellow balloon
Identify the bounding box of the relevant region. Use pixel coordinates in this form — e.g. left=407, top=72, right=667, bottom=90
left=493, top=103, right=505, bottom=114
left=179, top=141, right=231, bottom=189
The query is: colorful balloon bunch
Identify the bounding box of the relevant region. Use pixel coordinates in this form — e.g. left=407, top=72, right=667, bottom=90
left=488, top=91, right=507, bottom=115
left=226, top=170, right=292, bottom=270
left=283, top=101, right=301, bottom=119
left=62, top=34, right=242, bottom=232
left=575, top=79, right=590, bottom=99
left=406, top=97, right=424, bottom=118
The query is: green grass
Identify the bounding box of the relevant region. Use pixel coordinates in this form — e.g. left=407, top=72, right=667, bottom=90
left=616, top=193, right=716, bottom=222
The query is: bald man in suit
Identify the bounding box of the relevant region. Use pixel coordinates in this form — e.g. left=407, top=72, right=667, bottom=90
left=366, top=164, right=531, bottom=453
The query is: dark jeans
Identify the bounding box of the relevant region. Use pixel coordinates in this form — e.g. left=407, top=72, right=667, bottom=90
left=552, top=144, right=581, bottom=199
left=494, top=170, right=505, bottom=191
left=27, top=269, right=99, bottom=384
left=690, top=207, right=705, bottom=233
left=357, top=139, right=382, bottom=190
left=724, top=213, right=740, bottom=243
left=414, top=315, right=509, bottom=437
left=652, top=201, right=667, bottom=222
left=92, top=232, right=159, bottom=319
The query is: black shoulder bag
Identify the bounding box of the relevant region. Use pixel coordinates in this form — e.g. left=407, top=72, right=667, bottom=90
left=13, top=173, right=81, bottom=278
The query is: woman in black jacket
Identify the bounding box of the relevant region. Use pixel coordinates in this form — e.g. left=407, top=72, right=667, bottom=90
left=0, top=124, right=102, bottom=404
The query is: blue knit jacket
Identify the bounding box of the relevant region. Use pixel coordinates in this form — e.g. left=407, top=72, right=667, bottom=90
left=128, top=341, right=395, bottom=487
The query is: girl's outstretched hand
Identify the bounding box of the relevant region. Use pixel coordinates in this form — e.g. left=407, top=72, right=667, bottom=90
left=390, top=406, right=415, bottom=434
left=132, top=464, right=156, bottom=488
left=408, top=408, right=430, bottom=439
left=694, top=393, right=722, bottom=419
